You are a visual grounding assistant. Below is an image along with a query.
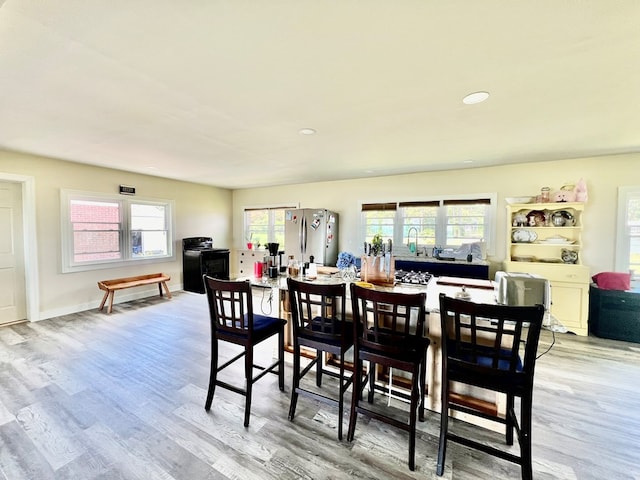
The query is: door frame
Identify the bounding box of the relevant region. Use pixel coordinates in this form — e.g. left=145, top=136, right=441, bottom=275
left=0, top=172, right=38, bottom=321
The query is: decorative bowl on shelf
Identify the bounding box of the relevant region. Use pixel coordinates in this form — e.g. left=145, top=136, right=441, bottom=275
left=561, top=249, right=579, bottom=264
left=526, top=210, right=547, bottom=226
left=551, top=210, right=576, bottom=226
left=512, top=229, right=538, bottom=243
left=505, top=196, right=534, bottom=205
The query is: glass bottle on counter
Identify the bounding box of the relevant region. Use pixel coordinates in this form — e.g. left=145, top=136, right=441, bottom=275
left=287, top=255, right=300, bottom=277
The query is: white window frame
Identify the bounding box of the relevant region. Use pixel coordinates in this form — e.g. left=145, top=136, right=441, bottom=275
left=61, top=189, right=175, bottom=273
left=615, top=186, right=640, bottom=284
left=362, top=194, right=497, bottom=256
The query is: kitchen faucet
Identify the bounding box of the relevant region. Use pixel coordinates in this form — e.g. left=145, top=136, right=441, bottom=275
left=407, top=227, right=419, bottom=256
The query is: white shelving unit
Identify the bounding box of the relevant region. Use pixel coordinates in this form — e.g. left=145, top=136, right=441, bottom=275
left=504, top=202, right=589, bottom=336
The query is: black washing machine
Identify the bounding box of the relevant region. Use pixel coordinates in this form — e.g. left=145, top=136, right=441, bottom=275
left=182, top=237, right=230, bottom=293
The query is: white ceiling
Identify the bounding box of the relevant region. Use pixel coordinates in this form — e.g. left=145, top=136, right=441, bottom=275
left=1, top=1, right=639, bottom=189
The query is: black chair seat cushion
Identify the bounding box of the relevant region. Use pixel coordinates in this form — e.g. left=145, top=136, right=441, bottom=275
left=297, top=316, right=354, bottom=346
left=363, top=325, right=429, bottom=360
left=361, top=336, right=429, bottom=364
left=448, top=341, right=523, bottom=371
left=220, top=314, right=284, bottom=341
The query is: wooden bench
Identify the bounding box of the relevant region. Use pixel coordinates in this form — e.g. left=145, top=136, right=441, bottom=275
left=98, top=273, right=171, bottom=313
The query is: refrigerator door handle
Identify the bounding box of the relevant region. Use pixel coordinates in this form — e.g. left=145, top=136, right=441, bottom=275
left=301, top=215, right=307, bottom=255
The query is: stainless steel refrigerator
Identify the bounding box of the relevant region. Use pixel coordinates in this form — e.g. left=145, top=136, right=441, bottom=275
left=284, top=208, right=339, bottom=266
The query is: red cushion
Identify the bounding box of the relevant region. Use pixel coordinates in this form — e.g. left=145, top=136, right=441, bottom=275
left=592, top=272, right=631, bottom=290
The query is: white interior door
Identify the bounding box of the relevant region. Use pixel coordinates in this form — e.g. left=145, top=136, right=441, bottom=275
left=0, top=181, right=26, bottom=324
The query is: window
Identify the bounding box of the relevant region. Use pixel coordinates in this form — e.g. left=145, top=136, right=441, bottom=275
left=130, top=203, right=169, bottom=258
left=61, top=190, right=174, bottom=272
left=399, top=201, right=438, bottom=248
left=362, top=203, right=396, bottom=245
left=244, top=206, right=291, bottom=249
left=616, top=186, right=640, bottom=282
left=362, top=196, right=496, bottom=255
left=443, top=199, right=491, bottom=247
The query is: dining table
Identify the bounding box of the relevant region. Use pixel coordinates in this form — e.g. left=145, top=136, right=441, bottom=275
left=244, top=271, right=507, bottom=431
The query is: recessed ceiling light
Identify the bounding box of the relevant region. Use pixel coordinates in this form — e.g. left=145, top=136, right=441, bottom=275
left=299, top=128, right=316, bottom=135
left=462, top=91, right=490, bottom=105
left=463, top=160, right=474, bottom=164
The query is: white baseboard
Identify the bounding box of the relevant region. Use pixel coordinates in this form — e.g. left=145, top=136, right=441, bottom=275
left=36, top=284, right=184, bottom=321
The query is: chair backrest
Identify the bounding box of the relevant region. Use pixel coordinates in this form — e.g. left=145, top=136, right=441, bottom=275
left=287, top=278, right=347, bottom=342
left=350, top=283, right=427, bottom=355
left=438, top=293, right=545, bottom=391
left=204, top=276, right=256, bottom=338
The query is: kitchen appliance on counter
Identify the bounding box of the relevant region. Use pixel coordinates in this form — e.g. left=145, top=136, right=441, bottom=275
left=285, top=208, right=339, bottom=266
left=266, top=242, right=281, bottom=278
left=495, top=271, right=550, bottom=310
left=494, top=271, right=566, bottom=331
left=183, top=237, right=229, bottom=293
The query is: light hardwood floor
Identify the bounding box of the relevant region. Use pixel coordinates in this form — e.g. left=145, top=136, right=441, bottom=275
left=0, top=291, right=639, bottom=479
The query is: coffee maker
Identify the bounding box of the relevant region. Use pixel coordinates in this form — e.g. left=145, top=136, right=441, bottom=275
left=266, top=242, right=280, bottom=278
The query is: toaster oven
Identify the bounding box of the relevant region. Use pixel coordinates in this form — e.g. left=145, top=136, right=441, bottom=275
left=494, top=271, right=550, bottom=311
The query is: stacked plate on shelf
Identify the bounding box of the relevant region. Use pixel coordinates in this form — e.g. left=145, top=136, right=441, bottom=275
left=539, top=235, right=574, bottom=244
left=512, top=255, right=535, bottom=262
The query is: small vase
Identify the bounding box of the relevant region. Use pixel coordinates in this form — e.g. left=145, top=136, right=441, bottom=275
left=341, top=265, right=357, bottom=281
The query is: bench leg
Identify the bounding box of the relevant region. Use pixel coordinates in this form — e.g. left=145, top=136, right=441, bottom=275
left=160, top=281, right=172, bottom=299
left=99, top=291, right=110, bottom=311
left=107, top=292, right=115, bottom=314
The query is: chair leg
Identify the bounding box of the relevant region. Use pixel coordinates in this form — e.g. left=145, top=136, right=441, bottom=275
left=347, top=357, right=361, bottom=442
left=367, top=361, right=375, bottom=403
left=288, top=341, right=301, bottom=421
left=337, top=355, right=346, bottom=440
left=506, top=393, right=515, bottom=445
left=244, top=346, right=253, bottom=428
left=316, top=349, right=323, bottom=387
left=408, top=371, right=419, bottom=471
left=419, top=356, right=427, bottom=422
left=436, top=380, right=450, bottom=476
left=278, top=327, right=285, bottom=391
left=520, top=393, right=534, bottom=480
left=204, top=338, right=218, bottom=411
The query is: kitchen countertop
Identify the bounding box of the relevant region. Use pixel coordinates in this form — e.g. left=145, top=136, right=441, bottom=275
left=245, top=273, right=497, bottom=313
left=393, top=255, right=489, bottom=266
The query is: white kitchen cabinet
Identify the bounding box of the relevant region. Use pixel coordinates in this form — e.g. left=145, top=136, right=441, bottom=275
left=504, top=202, right=589, bottom=335
left=235, top=249, right=266, bottom=277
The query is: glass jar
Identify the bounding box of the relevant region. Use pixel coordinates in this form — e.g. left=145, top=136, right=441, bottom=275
left=287, top=256, right=300, bottom=277
left=540, top=187, right=551, bottom=203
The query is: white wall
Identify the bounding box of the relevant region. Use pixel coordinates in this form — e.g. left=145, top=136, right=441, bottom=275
left=3, top=148, right=638, bottom=320
left=232, top=153, right=640, bottom=277
left=0, top=150, right=232, bottom=319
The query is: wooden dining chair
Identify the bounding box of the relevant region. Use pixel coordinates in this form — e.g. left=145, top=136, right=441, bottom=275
left=287, top=278, right=355, bottom=439
left=437, top=293, right=545, bottom=480
left=348, top=283, right=429, bottom=471
left=203, top=276, right=286, bottom=427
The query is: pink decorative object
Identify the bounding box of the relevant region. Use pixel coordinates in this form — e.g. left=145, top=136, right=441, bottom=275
left=575, top=178, right=588, bottom=202
left=553, top=190, right=577, bottom=202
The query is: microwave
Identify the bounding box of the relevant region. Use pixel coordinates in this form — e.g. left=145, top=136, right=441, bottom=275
left=494, top=271, right=550, bottom=311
